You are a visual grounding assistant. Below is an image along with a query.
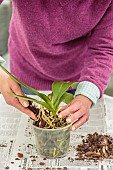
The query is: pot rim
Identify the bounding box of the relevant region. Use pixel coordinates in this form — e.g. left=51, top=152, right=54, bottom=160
left=31, top=119, right=72, bottom=131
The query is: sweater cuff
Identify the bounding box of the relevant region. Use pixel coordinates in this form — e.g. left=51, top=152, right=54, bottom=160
left=74, top=81, right=100, bottom=104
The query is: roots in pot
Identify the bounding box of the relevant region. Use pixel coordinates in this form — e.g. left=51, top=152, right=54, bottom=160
left=28, top=103, right=71, bottom=158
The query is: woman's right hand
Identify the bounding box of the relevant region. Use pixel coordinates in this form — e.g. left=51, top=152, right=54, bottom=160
left=0, top=68, right=36, bottom=120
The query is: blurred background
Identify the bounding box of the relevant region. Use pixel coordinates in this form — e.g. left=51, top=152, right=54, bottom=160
left=0, top=0, right=113, bottom=96
left=0, top=0, right=11, bottom=70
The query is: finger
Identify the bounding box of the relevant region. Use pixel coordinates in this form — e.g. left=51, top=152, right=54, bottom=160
left=71, top=114, right=89, bottom=131
left=10, top=96, right=36, bottom=120
left=12, top=84, right=29, bottom=107
left=59, top=103, right=70, bottom=111
left=66, top=109, right=85, bottom=123
left=3, top=88, right=36, bottom=120
left=58, top=102, right=80, bottom=118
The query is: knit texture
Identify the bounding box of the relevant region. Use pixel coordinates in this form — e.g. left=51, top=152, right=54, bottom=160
left=1, top=0, right=113, bottom=97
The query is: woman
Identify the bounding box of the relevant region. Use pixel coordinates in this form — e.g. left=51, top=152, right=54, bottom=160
left=0, top=0, right=113, bottom=131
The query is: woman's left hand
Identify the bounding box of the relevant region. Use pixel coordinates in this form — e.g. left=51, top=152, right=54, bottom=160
left=58, top=95, right=92, bottom=131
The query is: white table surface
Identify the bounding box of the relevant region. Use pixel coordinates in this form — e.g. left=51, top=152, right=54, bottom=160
left=0, top=93, right=113, bottom=170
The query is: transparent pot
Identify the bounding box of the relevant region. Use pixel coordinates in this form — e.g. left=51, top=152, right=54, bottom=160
left=32, top=123, right=72, bottom=158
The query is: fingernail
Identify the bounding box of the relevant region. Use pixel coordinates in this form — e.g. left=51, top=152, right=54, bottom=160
left=23, top=101, right=29, bottom=107
left=66, top=118, right=71, bottom=123
left=72, top=126, right=75, bottom=131
left=58, top=114, right=62, bottom=118
left=58, top=106, right=62, bottom=111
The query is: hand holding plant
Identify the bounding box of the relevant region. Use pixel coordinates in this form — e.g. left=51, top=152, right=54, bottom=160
left=0, top=65, right=79, bottom=123
left=59, top=94, right=92, bottom=130
left=0, top=64, right=92, bottom=131
left=0, top=67, right=36, bottom=119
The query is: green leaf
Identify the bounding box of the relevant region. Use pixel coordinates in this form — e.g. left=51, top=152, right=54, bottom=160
left=54, top=92, right=74, bottom=108
left=0, top=65, right=53, bottom=110
left=61, top=92, right=74, bottom=104
left=52, top=81, right=78, bottom=109
left=71, top=82, right=79, bottom=89
left=9, top=93, right=54, bottom=112
left=52, top=81, right=72, bottom=104
left=52, top=81, right=79, bottom=109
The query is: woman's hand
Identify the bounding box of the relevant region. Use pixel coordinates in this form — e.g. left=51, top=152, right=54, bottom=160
left=0, top=68, right=36, bottom=120
left=58, top=95, right=92, bottom=131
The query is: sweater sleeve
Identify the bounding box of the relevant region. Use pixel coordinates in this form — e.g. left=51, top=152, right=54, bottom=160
left=79, top=1, right=113, bottom=97
left=0, top=0, right=3, bottom=4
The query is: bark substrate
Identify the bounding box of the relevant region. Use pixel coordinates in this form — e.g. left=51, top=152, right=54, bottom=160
left=76, top=132, right=113, bottom=161
left=28, top=103, right=68, bottom=129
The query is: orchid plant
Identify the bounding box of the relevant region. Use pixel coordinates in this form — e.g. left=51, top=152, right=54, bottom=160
left=0, top=65, right=78, bottom=117
left=0, top=64, right=79, bottom=157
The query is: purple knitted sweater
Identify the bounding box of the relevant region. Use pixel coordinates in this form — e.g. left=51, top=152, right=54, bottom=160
left=0, top=0, right=113, bottom=96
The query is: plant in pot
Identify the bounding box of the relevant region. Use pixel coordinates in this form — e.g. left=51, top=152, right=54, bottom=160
left=0, top=65, right=78, bottom=158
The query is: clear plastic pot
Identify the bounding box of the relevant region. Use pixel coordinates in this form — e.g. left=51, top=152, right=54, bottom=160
left=32, top=123, right=72, bottom=158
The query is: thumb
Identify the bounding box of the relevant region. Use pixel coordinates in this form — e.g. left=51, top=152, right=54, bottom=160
left=13, top=85, right=29, bottom=107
